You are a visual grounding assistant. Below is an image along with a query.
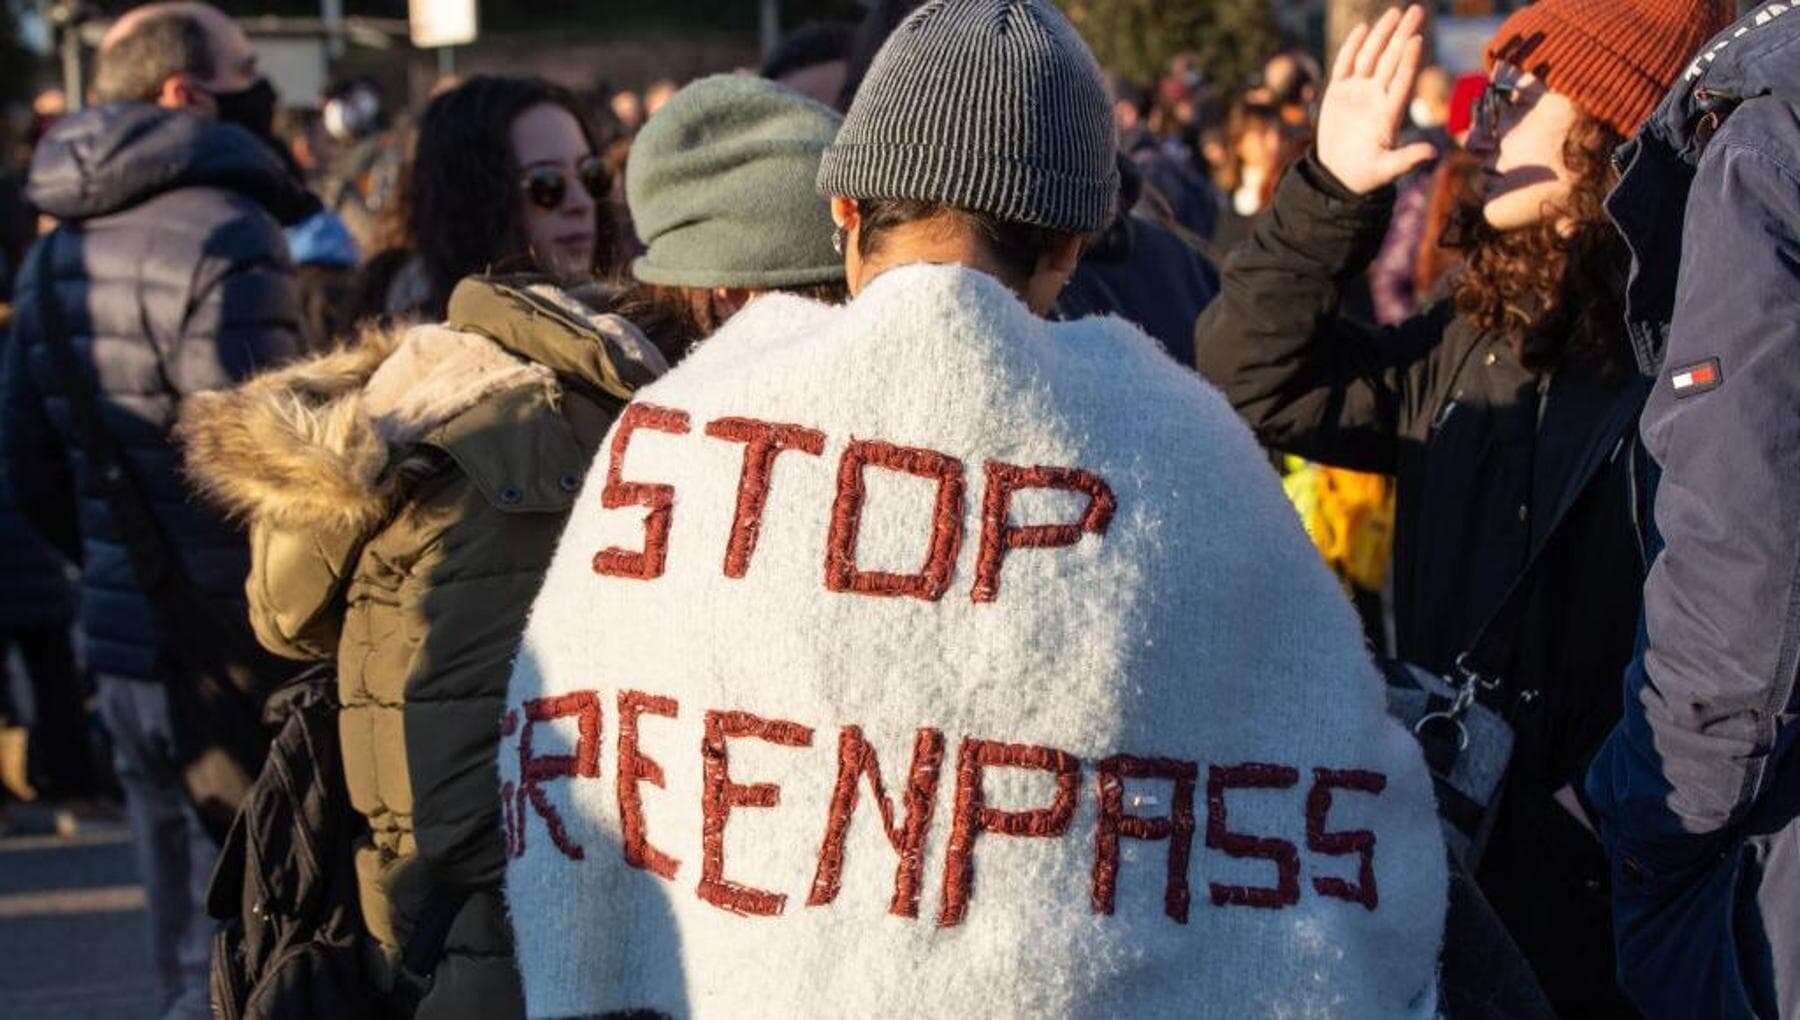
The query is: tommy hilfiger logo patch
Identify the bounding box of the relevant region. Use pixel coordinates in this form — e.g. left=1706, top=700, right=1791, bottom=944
left=1670, top=358, right=1723, bottom=397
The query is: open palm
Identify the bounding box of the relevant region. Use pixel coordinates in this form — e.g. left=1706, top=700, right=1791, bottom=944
left=1316, top=4, right=1437, bottom=195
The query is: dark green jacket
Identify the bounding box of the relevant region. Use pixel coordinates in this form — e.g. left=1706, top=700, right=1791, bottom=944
left=180, top=277, right=665, bottom=1017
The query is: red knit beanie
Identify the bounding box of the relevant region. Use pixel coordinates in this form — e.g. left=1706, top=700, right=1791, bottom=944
left=1484, top=0, right=1733, bottom=139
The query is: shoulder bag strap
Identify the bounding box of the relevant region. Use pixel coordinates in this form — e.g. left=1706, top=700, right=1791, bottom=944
left=1455, top=373, right=1656, bottom=693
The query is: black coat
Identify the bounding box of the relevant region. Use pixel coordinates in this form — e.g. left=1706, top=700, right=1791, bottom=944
left=2, top=104, right=310, bottom=680
left=1195, top=154, right=1648, bottom=1016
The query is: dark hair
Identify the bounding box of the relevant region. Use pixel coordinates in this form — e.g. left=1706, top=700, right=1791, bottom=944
left=93, top=11, right=214, bottom=104
left=609, top=279, right=849, bottom=366
left=852, top=199, right=1081, bottom=291
left=400, top=75, right=618, bottom=318
left=760, top=22, right=856, bottom=82
left=1214, top=99, right=1294, bottom=197
left=1452, top=110, right=1629, bottom=374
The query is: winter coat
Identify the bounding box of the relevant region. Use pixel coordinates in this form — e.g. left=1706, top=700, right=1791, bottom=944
left=1, top=104, right=311, bottom=681
left=1059, top=154, right=1219, bottom=368
left=1059, top=213, right=1217, bottom=369
left=1194, top=153, right=1650, bottom=1016
left=178, top=276, right=666, bottom=1019
left=1584, top=5, right=1800, bottom=1016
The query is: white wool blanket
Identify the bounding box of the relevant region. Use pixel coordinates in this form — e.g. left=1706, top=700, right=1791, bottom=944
left=502, top=264, right=1446, bottom=1018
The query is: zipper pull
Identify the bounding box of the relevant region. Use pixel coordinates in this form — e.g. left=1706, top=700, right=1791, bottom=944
left=1430, top=399, right=1459, bottom=433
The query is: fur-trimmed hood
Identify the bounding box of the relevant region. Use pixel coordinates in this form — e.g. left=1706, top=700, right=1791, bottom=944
left=179, top=276, right=666, bottom=535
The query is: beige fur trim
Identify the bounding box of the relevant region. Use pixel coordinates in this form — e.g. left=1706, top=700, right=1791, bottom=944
left=178, top=321, right=553, bottom=534
left=363, top=324, right=555, bottom=445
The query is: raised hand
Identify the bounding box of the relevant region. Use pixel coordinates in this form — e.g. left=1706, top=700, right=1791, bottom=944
left=1316, top=4, right=1437, bottom=195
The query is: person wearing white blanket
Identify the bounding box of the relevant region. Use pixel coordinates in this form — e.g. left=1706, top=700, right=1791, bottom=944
left=501, top=2, right=1447, bottom=1016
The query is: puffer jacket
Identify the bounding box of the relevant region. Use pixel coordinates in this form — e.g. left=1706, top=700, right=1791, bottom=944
left=1586, top=5, right=1800, bottom=1015
left=178, top=277, right=666, bottom=1018
left=1194, top=154, right=1651, bottom=1017
left=2, top=103, right=312, bottom=680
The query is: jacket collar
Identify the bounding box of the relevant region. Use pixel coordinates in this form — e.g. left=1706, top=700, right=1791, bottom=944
left=446, top=275, right=668, bottom=399
left=1607, top=1, right=1800, bottom=375
left=26, top=103, right=316, bottom=225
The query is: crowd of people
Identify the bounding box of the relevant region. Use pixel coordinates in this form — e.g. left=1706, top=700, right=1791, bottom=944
left=0, top=0, right=1794, bottom=1017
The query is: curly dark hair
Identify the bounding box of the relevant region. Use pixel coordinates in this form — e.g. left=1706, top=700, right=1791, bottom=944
left=402, top=75, right=618, bottom=318
left=1451, top=110, right=1629, bottom=374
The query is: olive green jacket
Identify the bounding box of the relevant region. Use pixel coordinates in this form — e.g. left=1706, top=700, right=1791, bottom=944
left=180, top=277, right=665, bottom=1017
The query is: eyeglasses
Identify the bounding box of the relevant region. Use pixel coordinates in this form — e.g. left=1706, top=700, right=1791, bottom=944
left=1474, top=81, right=1543, bottom=138
left=520, top=155, right=609, bottom=210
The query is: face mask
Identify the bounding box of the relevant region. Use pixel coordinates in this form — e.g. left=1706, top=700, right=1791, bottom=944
left=210, top=77, right=278, bottom=139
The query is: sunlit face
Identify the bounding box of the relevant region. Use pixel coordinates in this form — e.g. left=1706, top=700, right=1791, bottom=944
left=1465, top=62, right=1580, bottom=232
left=510, top=103, right=598, bottom=282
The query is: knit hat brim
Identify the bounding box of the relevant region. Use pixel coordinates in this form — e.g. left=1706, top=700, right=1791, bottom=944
left=817, top=143, right=1120, bottom=235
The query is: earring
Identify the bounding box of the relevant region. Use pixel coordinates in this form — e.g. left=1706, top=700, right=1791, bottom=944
left=831, top=225, right=848, bottom=256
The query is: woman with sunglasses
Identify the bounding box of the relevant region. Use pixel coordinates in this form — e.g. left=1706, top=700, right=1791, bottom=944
left=1195, top=2, right=1728, bottom=1014
left=352, top=74, right=618, bottom=323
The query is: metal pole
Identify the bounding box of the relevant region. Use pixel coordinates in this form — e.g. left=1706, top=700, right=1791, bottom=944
left=321, top=0, right=345, bottom=58
left=438, top=45, right=454, bottom=78
left=59, top=8, right=83, bottom=112
left=759, top=0, right=780, bottom=60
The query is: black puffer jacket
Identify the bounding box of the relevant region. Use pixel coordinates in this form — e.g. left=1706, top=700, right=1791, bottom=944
left=1195, top=154, right=1650, bottom=1017
left=1, top=104, right=311, bottom=680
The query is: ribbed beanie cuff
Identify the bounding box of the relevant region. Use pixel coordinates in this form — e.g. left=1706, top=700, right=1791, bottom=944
left=817, top=0, right=1119, bottom=234
left=1486, top=0, right=1733, bottom=139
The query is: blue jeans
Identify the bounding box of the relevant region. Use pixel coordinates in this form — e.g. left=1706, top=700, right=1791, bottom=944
left=96, top=675, right=215, bottom=1020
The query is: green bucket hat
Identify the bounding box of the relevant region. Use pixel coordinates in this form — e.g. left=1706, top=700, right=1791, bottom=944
left=627, top=74, right=845, bottom=289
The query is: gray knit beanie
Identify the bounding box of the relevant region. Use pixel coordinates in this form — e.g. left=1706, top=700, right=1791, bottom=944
left=817, top=0, right=1119, bottom=234
left=628, top=75, right=845, bottom=288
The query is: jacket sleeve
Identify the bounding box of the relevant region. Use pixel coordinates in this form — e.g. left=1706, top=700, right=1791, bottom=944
left=1193, top=153, right=1450, bottom=474
left=1588, top=119, right=1800, bottom=873
left=171, top=210, right=303, bottom=395
left=244, top=518, right=356, bottom=662
left=1, top=248, right=81, bottom=562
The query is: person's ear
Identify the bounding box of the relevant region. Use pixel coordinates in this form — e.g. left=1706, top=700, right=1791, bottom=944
left=830, top=195, right=867, bottom=297
left=158, top=74, right=208, bottom=114
left=710, top=287, right=751, bottom=321
left=829, top=195, right=858, bottom=231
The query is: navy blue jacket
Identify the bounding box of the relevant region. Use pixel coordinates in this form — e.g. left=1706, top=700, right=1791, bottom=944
left=1, top=105, right=310, bottom=680
left=1586, top=5, right=1800, bottom=1016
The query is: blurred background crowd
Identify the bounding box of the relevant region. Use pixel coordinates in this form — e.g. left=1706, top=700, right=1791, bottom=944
left=0, top=0, right=1548, bottom=680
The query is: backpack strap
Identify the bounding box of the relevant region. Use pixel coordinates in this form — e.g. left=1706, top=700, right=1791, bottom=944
left=387, top=886, right=476, bottom=1017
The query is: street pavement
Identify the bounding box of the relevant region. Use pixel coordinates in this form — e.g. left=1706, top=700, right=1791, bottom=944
left=0, top=804, right=158, bottom=1019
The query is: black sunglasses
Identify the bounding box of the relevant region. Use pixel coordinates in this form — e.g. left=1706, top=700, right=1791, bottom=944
left=520, top=155, right=609, bottom=210
left=1474, top=81, right=1543, bottom=138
